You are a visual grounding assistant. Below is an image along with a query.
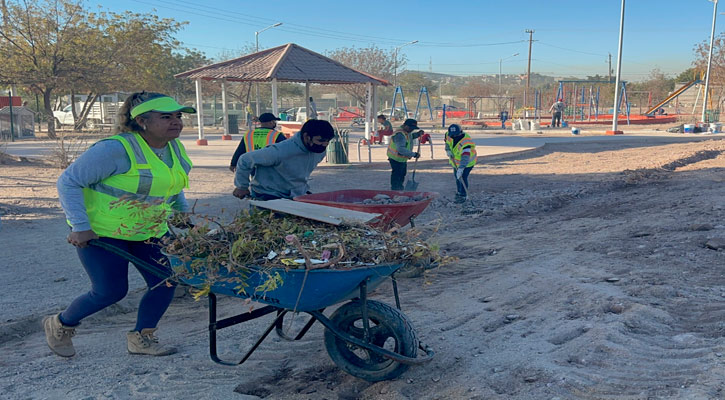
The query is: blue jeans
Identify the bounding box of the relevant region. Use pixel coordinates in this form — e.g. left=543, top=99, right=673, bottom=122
left=453, top=166, right=473, bottom=197
left=59, top=236, right=175, bottom=331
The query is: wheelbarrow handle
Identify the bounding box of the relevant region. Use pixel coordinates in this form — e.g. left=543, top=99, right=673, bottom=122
left=88, top=239, right=174, bottom=281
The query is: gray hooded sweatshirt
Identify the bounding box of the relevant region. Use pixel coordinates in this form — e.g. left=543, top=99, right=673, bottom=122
left=234, top=131, right=325, bottom=199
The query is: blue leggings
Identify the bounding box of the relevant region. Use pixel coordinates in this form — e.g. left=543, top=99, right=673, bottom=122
left=59, top=236, right=176, bottom=331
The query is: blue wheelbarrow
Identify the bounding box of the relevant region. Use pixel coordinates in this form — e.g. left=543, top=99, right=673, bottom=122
left=90, top=240, right=433, bottom=382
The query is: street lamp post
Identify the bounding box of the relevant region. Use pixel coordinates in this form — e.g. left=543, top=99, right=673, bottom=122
left=499, top=53, right=519, bottom=92
left=702, top=0, right=718, bottom=123
left=393, top=40, right=418, bottom=88
left=255, top=22, right=282, bottom=116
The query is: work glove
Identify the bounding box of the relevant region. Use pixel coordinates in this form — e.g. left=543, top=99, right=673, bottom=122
left=456, top=168, right=464, bottom=180
left=412, top=152, right=421, bottom=159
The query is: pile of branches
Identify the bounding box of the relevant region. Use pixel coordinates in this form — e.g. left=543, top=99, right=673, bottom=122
left=163, top=210, right=451, bottom=292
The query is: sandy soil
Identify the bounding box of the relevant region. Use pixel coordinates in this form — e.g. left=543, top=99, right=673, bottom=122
left=1, top=133, right=724, bottom=399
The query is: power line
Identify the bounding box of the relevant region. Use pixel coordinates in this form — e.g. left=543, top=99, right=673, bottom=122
left=537, top=41, right=607, bottom=57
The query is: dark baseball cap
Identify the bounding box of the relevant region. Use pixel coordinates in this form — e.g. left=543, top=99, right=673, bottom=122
left=448, top=124, right=462, bottom=136
left=401, top=118, right=418, bottom=129
left=258, top=113, right=281, bottom=123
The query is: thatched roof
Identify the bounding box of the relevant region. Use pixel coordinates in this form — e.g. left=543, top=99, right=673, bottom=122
left=175, top=43, right=389, bottom=86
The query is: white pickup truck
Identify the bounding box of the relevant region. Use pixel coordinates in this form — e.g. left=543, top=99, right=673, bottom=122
left=54, top=102, right=120, bottom=129
left=292, top=107, right=329, bottom=122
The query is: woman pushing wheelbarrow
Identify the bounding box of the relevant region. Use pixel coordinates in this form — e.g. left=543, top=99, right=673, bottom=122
left=48, top=91, right=196, bottom=357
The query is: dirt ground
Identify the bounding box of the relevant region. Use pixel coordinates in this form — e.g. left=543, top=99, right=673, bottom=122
left=1, top=132, right=724, bottom=399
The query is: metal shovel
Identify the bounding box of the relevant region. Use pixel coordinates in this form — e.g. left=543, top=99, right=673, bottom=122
left=404, top=139, right=422, bottom=191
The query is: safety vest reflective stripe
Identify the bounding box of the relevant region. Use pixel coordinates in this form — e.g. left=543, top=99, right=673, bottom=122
left=88, top=182, right=170, bottom=204
left=245, top=129, right=255, bottom=152
left=265, top=129, right=278, bottom=145
left=116, top=133, right=155, bottom=196
left=169, top=140, right=191, bottom=172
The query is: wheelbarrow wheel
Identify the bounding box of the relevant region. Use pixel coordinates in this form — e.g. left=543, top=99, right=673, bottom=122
left=324, top=300, right=418, bottom=382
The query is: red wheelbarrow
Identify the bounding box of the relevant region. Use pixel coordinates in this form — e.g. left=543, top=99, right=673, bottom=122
left=294, top=189, right=437, bottom=228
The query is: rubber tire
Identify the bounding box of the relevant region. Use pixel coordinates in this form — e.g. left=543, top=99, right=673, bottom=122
left=54, top=118, right=62, bottom=129
left=85, top=119, right=98, bottom=130
left=324, top=300, right=418, bottom=382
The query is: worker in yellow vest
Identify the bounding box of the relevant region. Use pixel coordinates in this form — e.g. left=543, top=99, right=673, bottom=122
left=230, top=112, right=286, bottom=172
left=47, top=92, right=195, bottom=358
left=386, top=118, right=423, bottom=190
left=445, top=124, right=477, bottom=203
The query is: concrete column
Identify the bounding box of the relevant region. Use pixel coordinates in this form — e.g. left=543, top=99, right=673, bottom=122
left=221, top=78, right=231, bottom=140
left=272, top=78, right=279, bottom=116
left=364, top=82, right=372, bottom=140
left=195, top=78, right=207, bottom=145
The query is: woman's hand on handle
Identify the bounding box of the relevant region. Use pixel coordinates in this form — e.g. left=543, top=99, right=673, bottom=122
left=67, top=230, right=99, bottom=248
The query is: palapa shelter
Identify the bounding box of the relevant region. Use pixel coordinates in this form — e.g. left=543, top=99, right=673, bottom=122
left=175, top=43, right=389, bottom=145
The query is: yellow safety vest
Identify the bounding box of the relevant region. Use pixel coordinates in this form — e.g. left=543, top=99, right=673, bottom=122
left=387, top=131, right=413, bottom=162
left=445, top=133, right=477, bottom=168
left=244, top=128, right=281, bottom=152
left=80, top=132, right=192, bottom=240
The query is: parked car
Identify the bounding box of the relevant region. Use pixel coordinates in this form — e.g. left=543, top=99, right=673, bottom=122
left=380, top=107, right=414, bottom=121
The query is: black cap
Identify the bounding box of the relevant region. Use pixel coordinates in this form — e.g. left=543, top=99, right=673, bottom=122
left=258, top=113, right=281, bottom=123
left=401, top=118, right=418, bottom=129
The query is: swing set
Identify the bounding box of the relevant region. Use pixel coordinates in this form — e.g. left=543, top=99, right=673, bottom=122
left=553, top=80, right=630, bottom=124
left=389, top=86, right=434, bottom=121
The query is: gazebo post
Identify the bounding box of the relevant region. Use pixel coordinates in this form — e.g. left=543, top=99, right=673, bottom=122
left=364, top=82, right=372, bottom=140
left=305, top=82, right=310, bottom=120
left=221, top=78, right=231, bottom=140
left=271, top=78, right=279, bottom=116
left=194, top=78, right=207, bottom=145
left=372, top=84, right=378, bottom=133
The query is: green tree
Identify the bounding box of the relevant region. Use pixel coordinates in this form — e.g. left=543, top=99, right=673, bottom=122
left=0, top=0, right=194, bottom=135
left=399, top=72, right=438, bottom=99
left=694, top=34, right=725, bottom=110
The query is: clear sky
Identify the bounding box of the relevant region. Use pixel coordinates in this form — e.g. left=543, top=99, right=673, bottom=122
left=88, top=0, right=721, bottom=81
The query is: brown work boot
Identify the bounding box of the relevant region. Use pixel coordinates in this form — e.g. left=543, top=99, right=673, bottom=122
left=127, top=328, right=177, bottom=356
left=43, top=313, right=76, bottom=357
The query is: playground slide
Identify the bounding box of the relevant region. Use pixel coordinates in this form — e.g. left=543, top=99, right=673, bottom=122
left=644, top=79, right=701, bottom=116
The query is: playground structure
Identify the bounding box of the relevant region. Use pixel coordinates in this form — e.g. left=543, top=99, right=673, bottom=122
left=463, top=96, right=515, bottom=125
left=644, top=78, right=701, bottom=116
left=389, top=86, right=434, bottom=121
left=393, top=76, right=713, bottom=129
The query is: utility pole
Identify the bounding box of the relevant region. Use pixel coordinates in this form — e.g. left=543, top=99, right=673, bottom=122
left=525, top=29, right=534, bottom=109
left=608, top=53, right=613, bottom=82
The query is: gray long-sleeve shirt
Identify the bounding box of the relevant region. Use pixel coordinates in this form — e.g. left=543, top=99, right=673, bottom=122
left=391, top=129, right=423, bottom=158
left=234, top=131, right=326, bottom=199
left=57, top=139, right=189, bottom=232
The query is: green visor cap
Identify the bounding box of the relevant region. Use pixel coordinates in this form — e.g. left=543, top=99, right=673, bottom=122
left=130, top=96, right=196, bottom=119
